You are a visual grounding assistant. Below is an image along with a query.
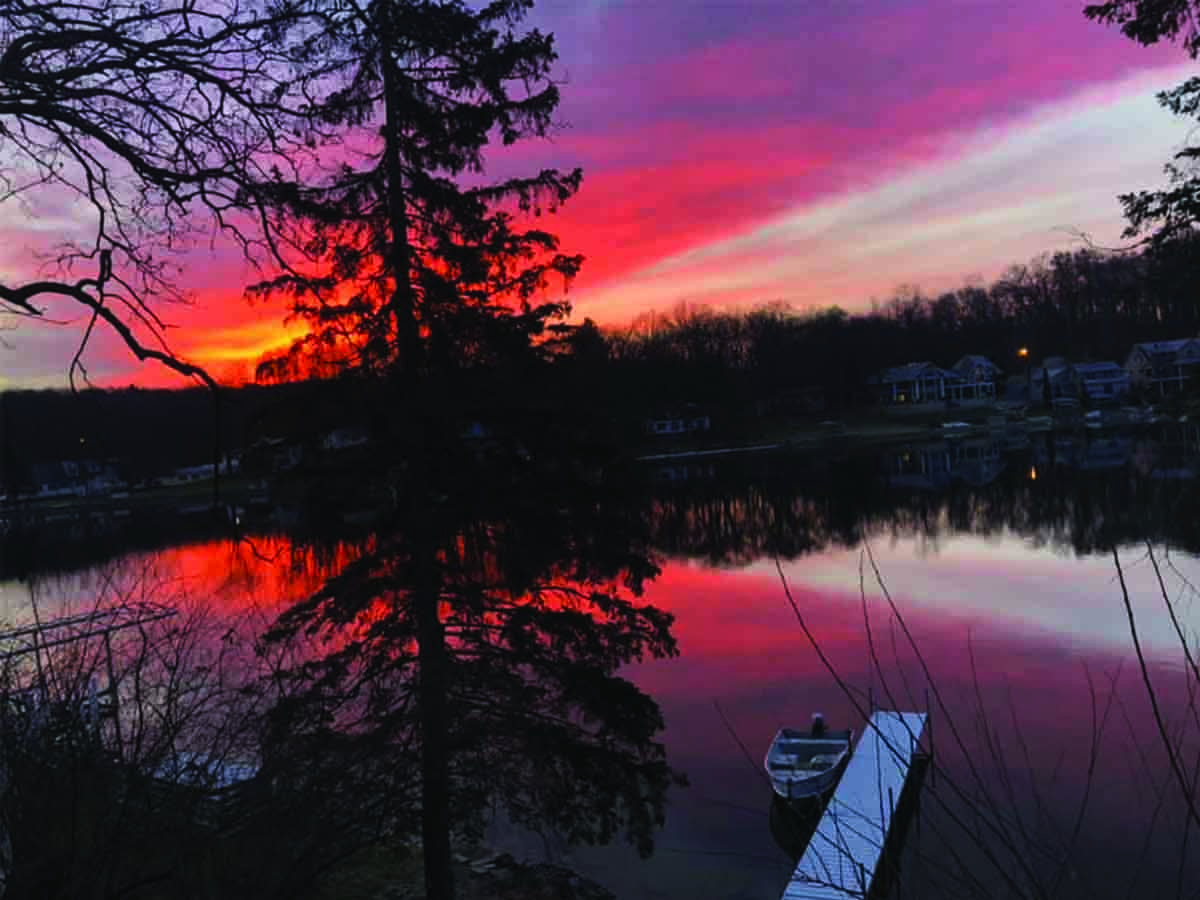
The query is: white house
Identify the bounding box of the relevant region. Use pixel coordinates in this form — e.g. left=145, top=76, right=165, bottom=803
left=1031, top=364, right=1072, bottom=401
left=1070, top=362, right=1132, bottom=402
left=1124, top=339, right=1200, bottom=396
left=1030, top=361, right=1129, bottom=403
left=879, top=362, right=959, bottom=405
left=948, top=355, right=1001, bottom=403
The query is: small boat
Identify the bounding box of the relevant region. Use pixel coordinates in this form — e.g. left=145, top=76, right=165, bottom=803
left=764, top=714, right=853, bottom=800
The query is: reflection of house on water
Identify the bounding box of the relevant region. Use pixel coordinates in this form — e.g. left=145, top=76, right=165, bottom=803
left=1163, top=418, right=1200, bottom=455
left=1036, top=435, right=1133, bottom=472
left=644, top=403, right=711, bottom=437
left=652, top=461, right=716, bottom=483
left=1131, top=423, right=1200, bottom=480
left=1132, top=440, right=1197, bottom=480
left=888, top=439, right=1005, bottom=490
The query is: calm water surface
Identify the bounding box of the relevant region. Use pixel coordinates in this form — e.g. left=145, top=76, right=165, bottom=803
left=4, top=436, right=1200, bottom=899
left=562, top=539, right=1200, bottom=900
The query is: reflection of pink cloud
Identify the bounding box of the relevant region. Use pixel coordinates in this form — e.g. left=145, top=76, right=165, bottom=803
left=631, top=561, right=1187, bottom=774
left=626, top=560, right=1195, bottom=893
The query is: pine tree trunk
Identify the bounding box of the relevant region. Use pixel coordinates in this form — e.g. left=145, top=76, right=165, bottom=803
left=415, top=569, right=454, bottom=900
left=378, top=16, right=421, bottom=383
left=378, top=18, right=451, bottom=894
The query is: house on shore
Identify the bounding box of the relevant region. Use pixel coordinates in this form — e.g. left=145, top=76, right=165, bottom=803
left=321, top=425, right=371, bottom=452
left=1031, top=361, right=1071, bottom=402
left=1124, top=339, right=1200, bottom=396
left=879, top=359, right=998, bottom=407
left=949, top=355, right=1001, bottom=403
left=878, top=362, right=958, bottom=405
left=28, top=460, right=122, bottom=498
left=1071, top=361, right=1132, bottom=402
left=1033, top=361, right=1130, bottom=403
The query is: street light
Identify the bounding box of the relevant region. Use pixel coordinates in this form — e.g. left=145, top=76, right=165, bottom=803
left=1017, top=347, right=1029, bottom=359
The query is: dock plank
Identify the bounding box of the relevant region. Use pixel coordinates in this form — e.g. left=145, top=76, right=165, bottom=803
left=782, top=711, right=928, bottom=899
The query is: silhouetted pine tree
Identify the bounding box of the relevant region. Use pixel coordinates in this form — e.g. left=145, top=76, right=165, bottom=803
left=265, top=457, right=679, bottom=900
left=249, top=5, right=593, bottom=898
left=252, top=0, right=583, bottom=386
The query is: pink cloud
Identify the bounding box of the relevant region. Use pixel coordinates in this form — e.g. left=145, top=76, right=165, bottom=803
left=4, top=0, right=1192, bottom=383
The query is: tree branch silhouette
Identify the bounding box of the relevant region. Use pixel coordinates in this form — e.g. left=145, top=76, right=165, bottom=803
left=0, top=0, right=311, bottom=378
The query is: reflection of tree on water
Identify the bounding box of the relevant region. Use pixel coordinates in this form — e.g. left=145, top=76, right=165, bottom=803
left=9, top=424, right=1200, bottom=896
left=263, top=441, right=681, bottom=896
left=0, top=448, right=682, bottom=897
left=647, top=429, right=1200, bottom=564
left=13, top=424, right=1200, bottom=586
left=0, top=561, right=302, bottom=899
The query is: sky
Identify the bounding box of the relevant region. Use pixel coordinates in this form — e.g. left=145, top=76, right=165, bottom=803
left=0, top=0, right=1196, bottom=387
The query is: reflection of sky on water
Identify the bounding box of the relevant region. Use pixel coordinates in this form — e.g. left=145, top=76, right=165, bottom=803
left=755, top=536, right=1200, bottom=664
left=576, top=555, right=1200, bottom=900
left=2, top=534, right=1197, bottom=898
left=0, top=538, right=330, bottom=630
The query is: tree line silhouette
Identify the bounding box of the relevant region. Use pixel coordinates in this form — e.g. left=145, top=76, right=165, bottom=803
left=12, top=431, right=1200, bottom=582
left=12, top=232, right=1200, bottom=494
left=587, top=236, right=1200, bottom=415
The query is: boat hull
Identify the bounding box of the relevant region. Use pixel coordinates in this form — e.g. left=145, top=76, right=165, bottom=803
left=768, top=756, right=847, bottom=800
left=764, top=726, right=853, bottom=801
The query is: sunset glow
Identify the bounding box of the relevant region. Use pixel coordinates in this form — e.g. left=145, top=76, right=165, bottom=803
left=1, top=0, right=1194, bottom=385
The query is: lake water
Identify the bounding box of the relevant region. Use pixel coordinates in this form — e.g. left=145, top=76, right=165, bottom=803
left=4, top=431, right=1200, bottom=899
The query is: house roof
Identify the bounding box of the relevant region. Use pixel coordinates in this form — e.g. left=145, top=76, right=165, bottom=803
left=953, top=354, right=1001, bottom=375
left=1131, top=339, right=1196, bottom=355
left=1072, top=361, right=1126, bottom=376
left=1129, top=339, right=1200, bottom=366
left=881, top=362, right=961, bottom=383
left=1033, top=366, right=1071, bottom=385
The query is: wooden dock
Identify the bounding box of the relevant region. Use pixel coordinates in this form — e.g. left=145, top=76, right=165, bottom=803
left=782, top=711, right=928, bottom=899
